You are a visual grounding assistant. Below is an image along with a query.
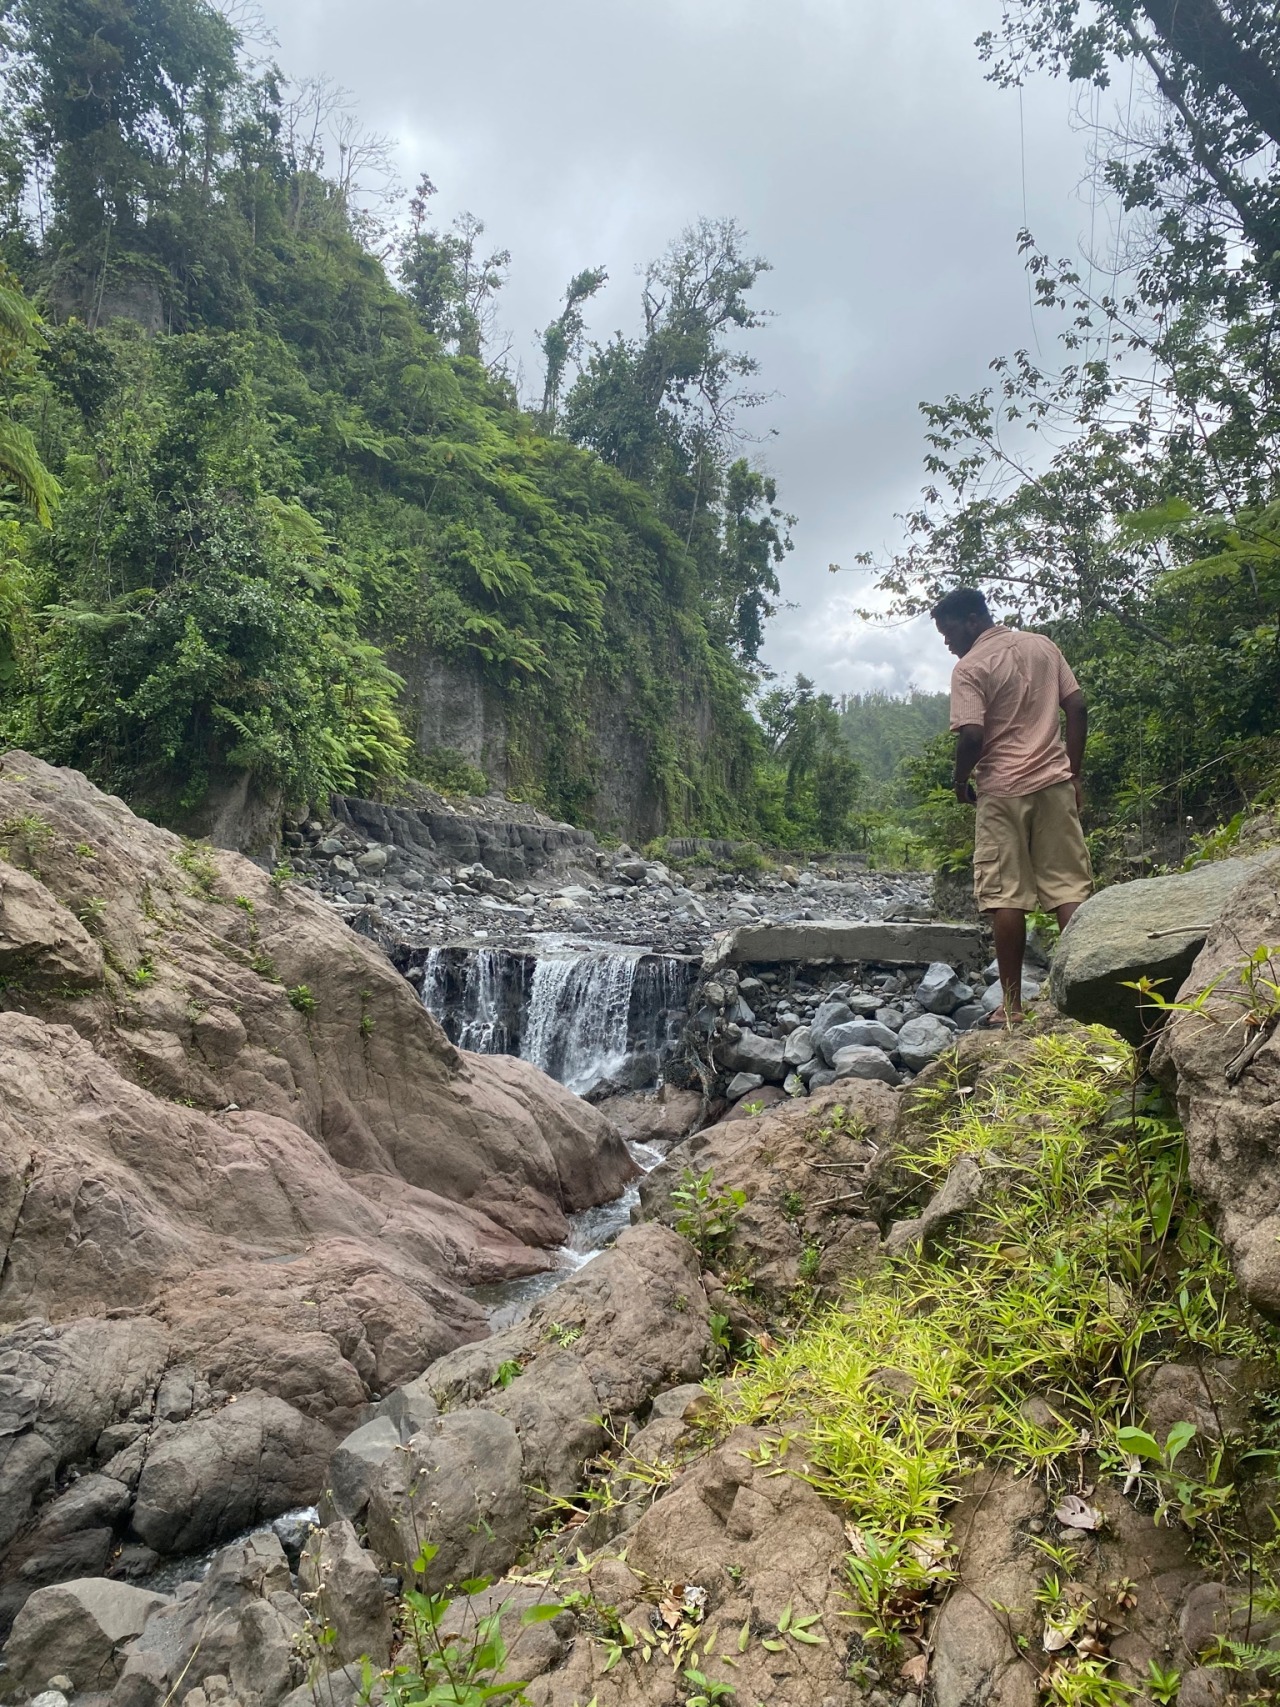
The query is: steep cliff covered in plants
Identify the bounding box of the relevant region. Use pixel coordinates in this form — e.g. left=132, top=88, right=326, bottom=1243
left=0, top=0, right=790, bottom=841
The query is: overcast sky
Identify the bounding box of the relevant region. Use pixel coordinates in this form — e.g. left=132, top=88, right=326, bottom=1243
left=259, top=0, right=1099, bottom=698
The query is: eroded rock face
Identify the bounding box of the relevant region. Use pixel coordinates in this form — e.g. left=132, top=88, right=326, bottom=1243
left=363, top=1225, right=712, bottom=1587
left=463, top=1425, right=865, bottom=1707
left=0, top=752, right=634, bottom=1619
left=1152, top=858, right=1280, bottom=1316
left=640, top=1081, right=896, bottom=1305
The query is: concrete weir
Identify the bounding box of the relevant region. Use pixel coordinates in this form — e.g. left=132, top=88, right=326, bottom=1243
left=703, top=918, right=985, bottom=972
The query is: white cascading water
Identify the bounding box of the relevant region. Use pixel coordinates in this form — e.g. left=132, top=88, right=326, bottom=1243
left=519, top=949, right=645, bottom=1094
left=420, top=945, right=515, bottom=1053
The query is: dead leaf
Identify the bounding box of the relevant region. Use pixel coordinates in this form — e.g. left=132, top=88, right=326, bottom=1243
left=755, top=1331, right=780, bottom=1356
left=658, top=1598, right=682, bottom=1629
left=1053, top=1493, right=1102, bottom=1531
left=1042, top=1624, right=1073, bottom=1653
left=899, top=1654, right=928, bottom=1686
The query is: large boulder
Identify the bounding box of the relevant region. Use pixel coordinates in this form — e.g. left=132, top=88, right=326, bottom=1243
left=1, top=1577, right=168, bottom=1694
left=111, top=1530, right=306, bottom=1707
left=298, top=1520, right=394, bottom=1669
left=1152, top=857, right=1280, bottom=1317
left=896, top=1013, right=957, bottom=1071
left=1051, top=852, right=1280, bottom=1043
left=0, top=752, right=636, bottom=1618
left=129, top=1393, right=332, bottom=1555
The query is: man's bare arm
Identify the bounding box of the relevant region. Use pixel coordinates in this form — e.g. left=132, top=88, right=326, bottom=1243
left=954, top=724, right=984, bottom=803
left=1063, top=689, right=1087, bottom=809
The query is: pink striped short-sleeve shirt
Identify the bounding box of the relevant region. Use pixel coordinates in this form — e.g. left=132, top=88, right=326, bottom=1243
left=949, top=626, right=1080, bottom=798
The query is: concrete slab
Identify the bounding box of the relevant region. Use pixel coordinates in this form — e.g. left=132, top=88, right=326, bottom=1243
left=704, top=919, right=985, bottom=972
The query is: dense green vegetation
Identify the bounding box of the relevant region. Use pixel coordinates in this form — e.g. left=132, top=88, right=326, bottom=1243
left=0, top=0, right=796, bottom=836
left=861, top=0, right=1280, bottom=876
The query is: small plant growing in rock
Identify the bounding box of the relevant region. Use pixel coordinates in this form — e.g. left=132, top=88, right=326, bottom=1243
left=492, top=1359, right=522, bottom=1388
left=287, top=983, right=317, bottom=1015
left=175, top=838, right=220, bottom=898
left=1145, top=1661, right=1181, bottom=1705
left=270, top=860, right=293, bottom=889
left=384, top=1540, right=561, bottom=1705
left=781, top=1188, right=805, bottom=1220
left=672, top=1168, right=746, bottom=1265
left=547, top=1320, right=582, bottom=1348
left=131, top=954, right=155, bottom=987
left=77, top=896, right=107, bottom=928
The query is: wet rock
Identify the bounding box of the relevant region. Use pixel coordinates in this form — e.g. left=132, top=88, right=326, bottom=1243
left=896, top=1013, right=957, bottom=1071
left=1, top=1577, right=169, bottom=1694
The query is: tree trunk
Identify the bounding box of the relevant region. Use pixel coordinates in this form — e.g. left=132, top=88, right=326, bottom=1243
left=1141, top=0, right=1280, bottom=152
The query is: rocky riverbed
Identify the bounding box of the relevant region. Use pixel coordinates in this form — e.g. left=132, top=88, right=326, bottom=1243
left=281, top=795, right=934, bottom=957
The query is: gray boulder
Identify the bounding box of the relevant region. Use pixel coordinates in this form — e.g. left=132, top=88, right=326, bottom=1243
left=916, top=962, right=973, bottom=1015
left=1051, top=852, right=1280, bottom=1043
left=364, top=1409, right=526, bottom=1587
left=131, top=1392, right=331, bottom=1556
left=2, top=1578, right=169, bottom=1693
left=809, top=999, right=853, bottom=1043
left=726, top=1071, right=765, bottom=1101
left=716, top=1032, right=787, bottom=1083
left=782, top=1025, right=816, bottom=1067
left=830, top=1045, right=899, bottom=1086
left=320, top=1417, right=401, bottom=1525
left=874, top=1007, right=905, bottom=1032
left=846, top=994, right=884, bottom=1017
left=820, top=1019, right=899, bottom=1063
left=951, top=1003, right=985, bottom=1032
left=896, top=1014, right=957, bottom=1072
left=113, top=1529, right=305, bottom=1707
left=298, top=1520, right=393, bottom=1668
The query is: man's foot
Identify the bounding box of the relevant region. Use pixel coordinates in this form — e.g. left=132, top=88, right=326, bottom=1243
left=980, top=1007, right=1024, bottom=1029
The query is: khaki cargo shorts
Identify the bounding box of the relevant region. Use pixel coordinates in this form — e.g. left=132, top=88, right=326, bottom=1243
left=973, top=779, right=1093, bottom=914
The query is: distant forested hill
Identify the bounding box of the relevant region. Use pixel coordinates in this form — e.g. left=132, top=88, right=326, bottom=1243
left=0, top=0, right=794, bottom=842
left=839, top=690, right=949, bottom=783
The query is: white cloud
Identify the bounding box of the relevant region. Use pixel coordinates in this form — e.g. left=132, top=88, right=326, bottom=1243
left=262, top=0, right=1095, bottom=696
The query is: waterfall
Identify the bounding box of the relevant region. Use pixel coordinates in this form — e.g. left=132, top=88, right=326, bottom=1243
left=420, top=945, right=523, bottom=1054
left=414, top=940, right=697, bottom=1097
left=520, top=950, right=644, bottom=1094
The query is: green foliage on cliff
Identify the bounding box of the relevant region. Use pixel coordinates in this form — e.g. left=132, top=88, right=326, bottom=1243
left=0, top=0, right=784, bottom=836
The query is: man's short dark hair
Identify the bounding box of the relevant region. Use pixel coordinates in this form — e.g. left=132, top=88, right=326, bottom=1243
left=931, top=586, right=991, bottom=625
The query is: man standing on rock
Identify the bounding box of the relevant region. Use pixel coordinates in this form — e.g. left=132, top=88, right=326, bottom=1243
left=932, top=587, right=1091, bottom=1026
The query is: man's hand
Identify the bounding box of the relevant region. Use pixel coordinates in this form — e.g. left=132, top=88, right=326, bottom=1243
left=1071, top=774, right=1085, bottom=813
left=953, top=724, right=984, bottom=807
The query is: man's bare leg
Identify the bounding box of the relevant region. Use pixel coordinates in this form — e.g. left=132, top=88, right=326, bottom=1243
left=990, top=908, right=1027, bottom=1026
left=1056, top=901, right=1081, bottom=931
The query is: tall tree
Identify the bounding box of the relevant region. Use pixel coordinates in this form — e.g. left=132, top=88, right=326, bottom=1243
left=537, top=264, right=607, bottom=433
